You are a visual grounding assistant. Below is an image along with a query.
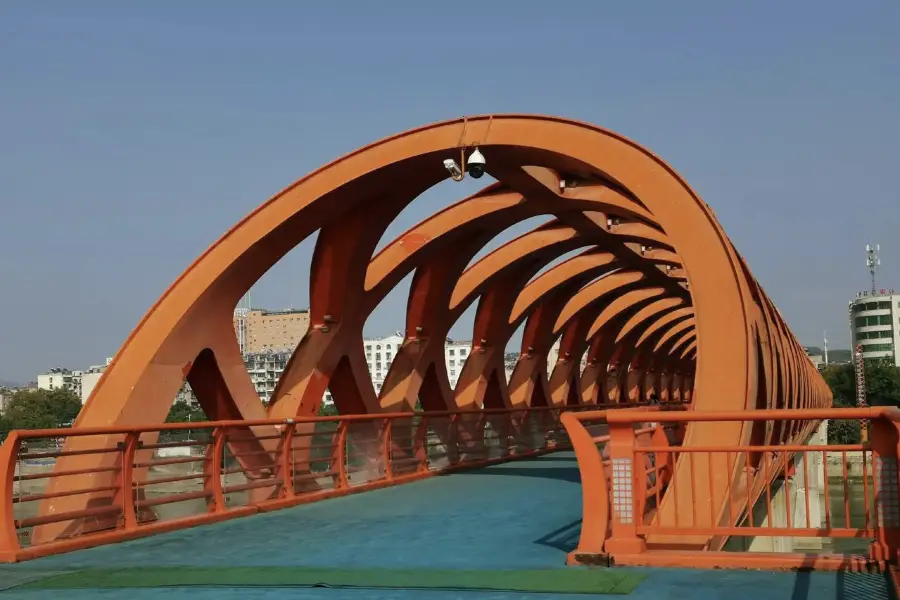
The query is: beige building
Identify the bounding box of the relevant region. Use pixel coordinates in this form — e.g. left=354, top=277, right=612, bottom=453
left=233, top=308, right=310, bottom=354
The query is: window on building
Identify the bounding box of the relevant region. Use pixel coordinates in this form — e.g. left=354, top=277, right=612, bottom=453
left=449, top=360, right=455, bottom=367
left=879, top=301, right=891, bottom=310
left=376, top=345, right=381, bottom=350
left=862, top=342, right=891, bottom=352
left=880, top=315, right=892, bottom=325
left=376, top=363, right=382, bottom=370
left=449, top=349, right=455, bottom=356
left=450, top=369, right=456, bottom=376
left=460, top=349, right=467, bottom=357
left=866, top=302, right=878, bottom=310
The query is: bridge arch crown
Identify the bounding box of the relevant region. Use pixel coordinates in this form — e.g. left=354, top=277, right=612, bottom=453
left=79, top=114, right=751, bottom=422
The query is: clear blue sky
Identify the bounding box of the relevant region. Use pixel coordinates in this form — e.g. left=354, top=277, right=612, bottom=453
left=1, top=1, right=898, bottom=383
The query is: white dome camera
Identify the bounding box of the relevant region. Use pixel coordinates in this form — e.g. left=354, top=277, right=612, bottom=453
left=466, top=147, right=486, bottom=179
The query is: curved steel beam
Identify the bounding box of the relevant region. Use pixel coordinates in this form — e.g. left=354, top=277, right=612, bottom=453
left=34, top=114, right=830, bottom=550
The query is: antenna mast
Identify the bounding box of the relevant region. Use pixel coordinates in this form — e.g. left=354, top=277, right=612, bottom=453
left=866, top=244, right=881, bottom=294
left=823, top=331, right=828, bottom=366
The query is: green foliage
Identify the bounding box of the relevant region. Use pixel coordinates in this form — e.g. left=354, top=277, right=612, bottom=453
left=822, top=360, right=900, bottom=444
left=318, top=403, right=339, bottom=417
left=165, top=400, right=207, bottom=423
left=2, top=388, right=82, bottom=432
left=827, top=350, right=853, bottom=364
left=806, top=348, right=852, bottom=363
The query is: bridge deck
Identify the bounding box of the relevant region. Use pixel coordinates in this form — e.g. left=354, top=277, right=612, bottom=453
left=0, top=453, right=891, bottom=599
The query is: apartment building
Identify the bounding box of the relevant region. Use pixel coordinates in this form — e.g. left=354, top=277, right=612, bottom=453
left=36, top=368, right=83, bottom=398
left=243, top=335, right=474, bottom=405
left=233, top=308, right=310, bottom=354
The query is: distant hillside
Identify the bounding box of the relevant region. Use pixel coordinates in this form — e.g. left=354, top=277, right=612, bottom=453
left=827, top=349, right=852, bottom=363
left=805, top=347, right=852, bottom=363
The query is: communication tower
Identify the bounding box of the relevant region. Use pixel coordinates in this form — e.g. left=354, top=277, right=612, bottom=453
left=866, top=244, right=881, bottom=294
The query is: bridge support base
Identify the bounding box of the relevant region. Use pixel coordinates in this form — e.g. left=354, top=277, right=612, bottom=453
left=589, top=550, right=883, bottom=572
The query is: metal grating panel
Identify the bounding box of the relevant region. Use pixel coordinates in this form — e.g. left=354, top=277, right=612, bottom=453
left=612, top=458, right=634, bottom=525
left=876, top=456, right=899, bottom=527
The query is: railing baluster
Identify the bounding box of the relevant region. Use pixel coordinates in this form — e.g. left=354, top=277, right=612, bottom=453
left=841, top=450, right=850, bottom=529
left=744, top=450, right=753, bottom=529
left=118, top=432, right=139, bottom=530
left=763, top=452, right=772, bottom=530
left=708, top=452, right=716, bottom=527
left=782, top=451, right=793, bottom=530
left=862, top=450, right=871, bottom=532
left=382, top=418, right=393, bottom=482
left=801, top=451, right=810, bottom=529
left=689, top=452, right=697, bottom=527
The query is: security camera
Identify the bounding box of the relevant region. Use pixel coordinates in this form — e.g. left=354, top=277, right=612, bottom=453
left=443, top=158, right=464, bottom=181
left=466, top=148, right=486, bottom=179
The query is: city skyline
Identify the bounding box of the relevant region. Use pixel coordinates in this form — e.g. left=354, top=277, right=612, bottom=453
left=1, top=2, right=899, bottom=381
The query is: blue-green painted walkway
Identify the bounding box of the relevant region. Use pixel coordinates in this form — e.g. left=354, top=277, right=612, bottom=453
left=0, top=452, right=892, bottom=599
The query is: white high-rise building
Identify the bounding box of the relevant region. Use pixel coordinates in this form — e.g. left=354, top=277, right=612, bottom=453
left=363, top=334, right=473, bottom=392
left=443, top=338, right=472, bottom=390
left=363, top=332, right=405, bottom=395
left=849, top=288, right=900, bottom=366
left=36, top=368, right=83, bottom=398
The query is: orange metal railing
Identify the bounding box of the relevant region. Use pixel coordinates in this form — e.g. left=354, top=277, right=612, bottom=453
left=0, top=403, right=661, bottom=563
left=562, top=407, right=900, bottom=571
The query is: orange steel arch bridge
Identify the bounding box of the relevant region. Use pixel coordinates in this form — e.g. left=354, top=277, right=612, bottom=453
left=0, top=115, right=838, bottom=569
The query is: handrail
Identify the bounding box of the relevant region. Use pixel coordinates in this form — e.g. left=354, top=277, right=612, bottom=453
left=564, top=406, right=900, bottom=571
left=3, top=403, right=622, bottom=441
left=598, top=407, right=888, bottom=424
left=1, top=402, right=680, bottom=563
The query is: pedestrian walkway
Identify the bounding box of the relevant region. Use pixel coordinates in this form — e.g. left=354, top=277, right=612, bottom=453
left=0, top=453, right=892, bottom=599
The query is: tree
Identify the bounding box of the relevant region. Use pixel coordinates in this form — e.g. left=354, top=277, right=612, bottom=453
left=822, top=360, right=900, bottom=444
left=318, top=403, right=339, bottom=418
left=0, top=414, right=12, bottom=439
left=165, top=401, right=207, bottom=423
left=2, top=388, right=82, bottom=431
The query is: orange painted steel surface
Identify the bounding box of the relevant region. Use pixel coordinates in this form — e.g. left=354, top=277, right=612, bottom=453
left=1, top=405, right=612, bottom=563
left=25, top=115, right=829, bottom=549
left=563, top=407, right=900, bottom=571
